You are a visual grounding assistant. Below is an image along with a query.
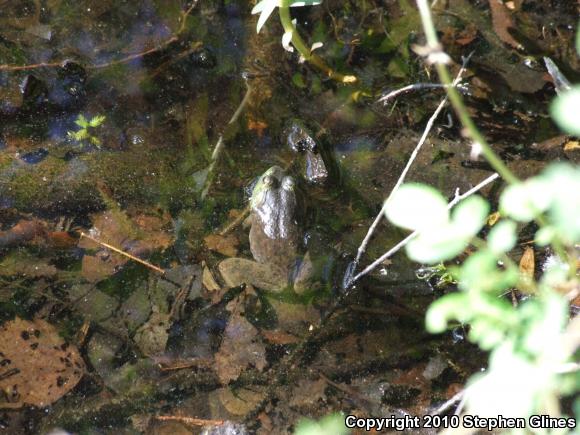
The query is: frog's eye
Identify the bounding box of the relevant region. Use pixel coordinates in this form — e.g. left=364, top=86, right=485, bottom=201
left=281, top=176, right=295, bottom=191
left=262, top=175, right=278, bottom=188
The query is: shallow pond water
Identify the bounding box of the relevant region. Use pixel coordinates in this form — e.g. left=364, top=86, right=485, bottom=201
left=0, top=0, right=577, bottom=433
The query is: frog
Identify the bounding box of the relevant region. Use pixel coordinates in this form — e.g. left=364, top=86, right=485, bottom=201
left=218, top=166, right=314, bottom=294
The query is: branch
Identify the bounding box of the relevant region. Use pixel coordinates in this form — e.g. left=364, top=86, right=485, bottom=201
left=351, top=172, right=500, bottom=283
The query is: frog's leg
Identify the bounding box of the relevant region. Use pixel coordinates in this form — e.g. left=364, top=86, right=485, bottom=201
left=218, top=258, right=289, bottom=293
left=293, top=252, right=315, bottom=295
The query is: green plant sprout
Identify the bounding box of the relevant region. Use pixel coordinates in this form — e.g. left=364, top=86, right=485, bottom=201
left=416, top=263, right=457, bottom=288
left=67, top=114, right=106, bottom=148
left=251, top=0, right=357, bottom=84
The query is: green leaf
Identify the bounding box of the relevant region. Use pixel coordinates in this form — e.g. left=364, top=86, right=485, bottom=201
left=500, top=180, right=551, bottom=222
left=425, top=292, right=470, bottom=333
left=292, top=73, right=307, bottom=88
left=75, top=114, right=89, bottom=128
left=69, top=129, right=88, bottom=141
left=406, top=223, right=470, bottom=264
left=459, top=250, right=518, bottom=294
left=534, top=226, right=555, bottom=246
left=466, top=344, right=541, bottom=417
left=550, top=85, right=580, bottom=136
left=488, top=220, right=517, bottom=254
left=451, top=195, right=489, bottom=237
left=89, top=115, right=106, bottom=127
left=252, top=0, right=278, bottom=33
left=90, top=136, right=102, bottom=147
left=294, top=413, right=348, bottom=435
left=384, top=183, right=449, bottom=232
left=519, top=292, right=567, bottom=357
left=540, top=163, right=580, bottom=244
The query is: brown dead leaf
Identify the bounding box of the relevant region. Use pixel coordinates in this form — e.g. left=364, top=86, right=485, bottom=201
left=133, top=310, right=171, bottom=356
left=215, top=300, right=267, bottom=383
left=456, top=23, right=478, bottom=46
left=288, top=378, right=327, bottom=407
left=488, top=0, right=521, bottom=49
left=564, top=140, right=580, bottom=151
left=79, top=209, right=172, bottom=282
left=202, top=265, right=221, bottom=293
left=0, top=317, right=85, bottom=409
left=261, top=329, right=300, bottom=345
left=204, top=234, right=239, bottom=257
left=0, top=220, right=46, bottom=249
left=45, top=231, right=77, bottom=249
left=248, top=119, right=268, bottom=138
left=218, top=387, right=265, bottom=416
left=519, top=246, right=535, bottom=278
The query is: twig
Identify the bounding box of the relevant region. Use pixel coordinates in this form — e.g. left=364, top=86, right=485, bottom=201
left=416, top=0, right=570, bottom=267
left=219, top=205, right=251, bottom=235
left=351, top=172, right=499, bottom=283
left=353, top=54, right=472, bottom=267
left=378, top=82, right=452, bottom=104
left=156, top=415, right=225, bottom=427
left=201, top=79, right=253, bottom=200
left=79, top=232, right=165, bottom=275
left=432, top=389, right=464, bottom=415
left=454, top=390, right=469, bottom=416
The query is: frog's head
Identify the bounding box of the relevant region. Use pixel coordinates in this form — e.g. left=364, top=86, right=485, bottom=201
left=250, top=166, right=298, bottom=240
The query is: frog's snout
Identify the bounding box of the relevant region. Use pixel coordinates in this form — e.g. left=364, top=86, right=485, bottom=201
left=281, top=176, right=295, bottom=191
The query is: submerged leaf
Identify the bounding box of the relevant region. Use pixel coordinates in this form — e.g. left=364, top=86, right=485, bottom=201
left=0, top=318, right=85, bottom=409
left=215, top=301, right=267, bottom=383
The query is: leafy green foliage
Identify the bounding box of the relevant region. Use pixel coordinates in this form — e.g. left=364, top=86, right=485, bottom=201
left=550, top=86, right=580, bottom=135
left=487, top=219, right=517, bottom=254
left=252, top=0, right=323, bottom=33
left=384, top=186, right=488, bottom=264
left=500, top=163, right=580, bottom=244
left=67, top=114, right=106, bottom=148
left=294, top=413, right=349, bottom=435
left=385, top=161, right=578, bottom=421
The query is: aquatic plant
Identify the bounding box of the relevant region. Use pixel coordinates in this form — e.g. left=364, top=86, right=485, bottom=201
left=251, top=0, right=357, bottom=84
left=67, top=114, right=106, bottom=148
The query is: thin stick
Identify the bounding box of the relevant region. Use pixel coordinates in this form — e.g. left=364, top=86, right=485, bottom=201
left=378, top=82, right=452, bottom=104
left=353, top=55, right=472, bottom=266
left=219, top=205, right=251, bottom=235
left=156, top=415, right=225, bottom=427
left=201, top=80, right=253, bottom=200
left=79, top=232, right=165, bottom=275
left=352, top=172, right=499, bottom=283
left=432, top=389, right=464, bottom=415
